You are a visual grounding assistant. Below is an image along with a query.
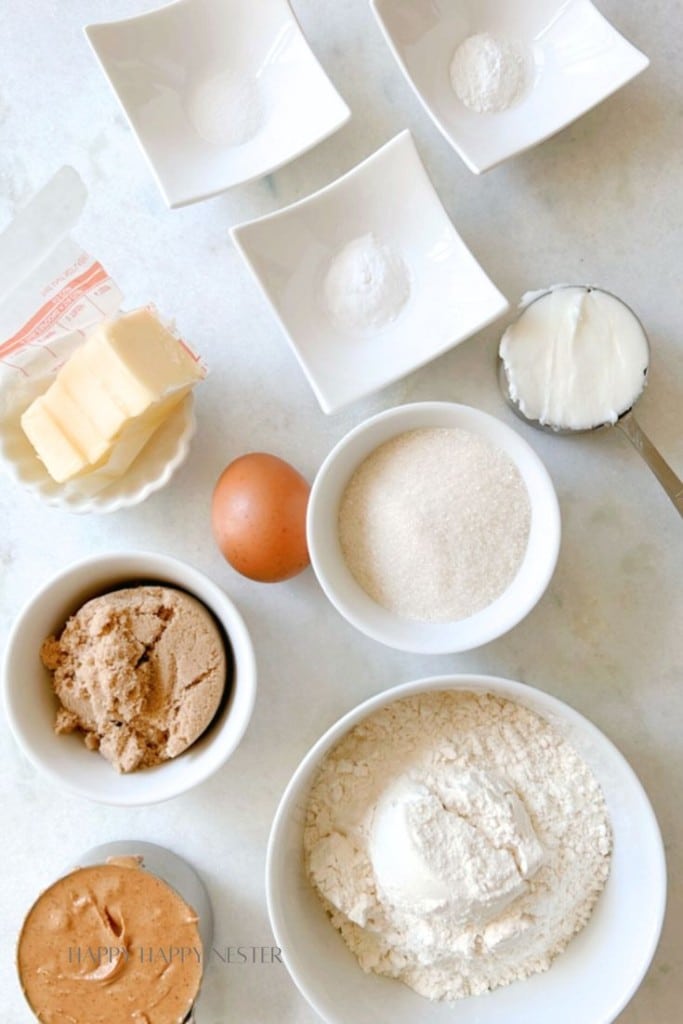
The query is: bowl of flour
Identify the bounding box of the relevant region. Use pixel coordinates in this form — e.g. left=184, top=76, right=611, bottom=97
left=307, top=401, right=560, bottom=653
left=266, top=674, right=666, bottom=1024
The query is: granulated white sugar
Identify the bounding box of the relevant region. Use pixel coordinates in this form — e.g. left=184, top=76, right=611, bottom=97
left=338, top=427, right=530, bottom=622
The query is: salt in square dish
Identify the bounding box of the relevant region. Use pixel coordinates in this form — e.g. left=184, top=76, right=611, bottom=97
left=231, top=131, right=509, bottom=414
left=84, top=0, right=351, bottom=208
left=370, top=0, right=649, bottom=174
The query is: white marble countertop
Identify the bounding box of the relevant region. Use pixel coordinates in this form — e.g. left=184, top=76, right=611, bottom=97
left=1, top=2, right=681, bottom=1021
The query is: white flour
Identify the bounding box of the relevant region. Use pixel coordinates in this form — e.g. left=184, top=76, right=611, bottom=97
left=304, top=691, right=612, bottom=1001
left=450, top=33, right=526, bottom=113
left=323, top=234, right=410, bottom=332
left=338, top=428, right=530, bottom=622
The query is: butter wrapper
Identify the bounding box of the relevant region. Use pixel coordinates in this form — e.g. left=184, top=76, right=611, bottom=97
left=0, top=166, right=123, bottom=375
left=0, top=168, right=202, bottom=509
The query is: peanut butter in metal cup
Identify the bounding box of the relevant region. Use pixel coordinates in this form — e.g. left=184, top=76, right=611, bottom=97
left=17, top=842, right=210, bottom=1024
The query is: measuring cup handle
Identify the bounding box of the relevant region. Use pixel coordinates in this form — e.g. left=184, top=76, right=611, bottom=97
left=617, top=411, right=683, bottom=516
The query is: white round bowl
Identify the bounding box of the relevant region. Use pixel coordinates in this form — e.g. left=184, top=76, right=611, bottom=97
left=266, top=675, right=666, bottom=1024
left=2, top=552, right=257, bottom=805
left=307, top=402, right=561, bottom=653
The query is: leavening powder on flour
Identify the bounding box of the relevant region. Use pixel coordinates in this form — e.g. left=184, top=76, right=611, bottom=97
left=338, top=427, right=530, bottom=622
left=304, top=690, right=612, bottom=1001
left=450, top=33, right=526, bottom=114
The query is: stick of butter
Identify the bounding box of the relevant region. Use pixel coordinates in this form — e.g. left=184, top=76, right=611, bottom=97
left=21, top=309, right=204, bottom=486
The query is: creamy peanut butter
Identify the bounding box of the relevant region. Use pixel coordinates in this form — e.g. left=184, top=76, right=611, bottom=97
left=18, top=860, right=203, bottom=1024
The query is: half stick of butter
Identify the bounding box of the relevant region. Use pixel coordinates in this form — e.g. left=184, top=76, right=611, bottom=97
left=21, top=309, right=204, bottom=487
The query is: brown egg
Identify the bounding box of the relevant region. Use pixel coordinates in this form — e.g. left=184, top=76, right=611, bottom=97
left=211, top=453, right=310, bottom=583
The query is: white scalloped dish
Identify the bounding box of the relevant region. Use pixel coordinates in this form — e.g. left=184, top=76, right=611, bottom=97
left=0, top=372, right=196, bottom=515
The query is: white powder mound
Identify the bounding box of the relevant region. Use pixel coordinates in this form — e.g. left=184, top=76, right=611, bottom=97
left=186, top=70, right=263, bottom=147
left=450, top=33, right=526, bottom=114
left=323, top=234, right=411, bottom=332
left=304, top=690, right=612, bottom=1002
left=338, top=427, right=530, bottom=623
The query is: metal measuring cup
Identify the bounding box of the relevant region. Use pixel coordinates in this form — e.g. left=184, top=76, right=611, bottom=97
left=498, top=285, right=683, bottom=517
left=18, top=840, right=212, bottom=1024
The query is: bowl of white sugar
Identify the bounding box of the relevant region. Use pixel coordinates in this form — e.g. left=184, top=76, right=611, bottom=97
left=267, top=674, right=666, bottom=1024
left=307, top=401, right=560, bottom=653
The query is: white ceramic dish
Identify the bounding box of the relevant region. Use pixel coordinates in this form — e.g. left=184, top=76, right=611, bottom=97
left=84, top=0, right=350, bottom=208
left=371, top=0, right=649, bottom=173
left=267, top=673, right=666, bottom=1024
left=231, top=131, right=509, bottom=413
left=307, top=401, right=560, bottom=652
left=0, top=389, right=195, bottom=515
left=2, top=552, right=257, bottom=806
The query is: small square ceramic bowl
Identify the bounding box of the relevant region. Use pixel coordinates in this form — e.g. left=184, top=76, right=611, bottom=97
left=231, top=131, right=509, bottom=413
left=267, top=674, right=666, bottom=1024
left=85, top=0, right=350, bottom=208
left=371, top=0, right=649, bottom=173
left=2, top=552, right=257, bottom=806
left=306, top=401, right=560, bottom=653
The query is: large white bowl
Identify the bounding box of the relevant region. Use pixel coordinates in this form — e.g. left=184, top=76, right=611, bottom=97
left=2, top=552, right=257, bottom=806
left=266, top=674, right=666, bottom=1024
left=371, top=0, right=649, bottom=174
left=85, top=0, right=350, bottom=208
left=307, top=401, right=560, bottom=653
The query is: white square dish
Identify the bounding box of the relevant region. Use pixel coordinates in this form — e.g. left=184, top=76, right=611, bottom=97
left=85, top=0, right=350, bottom=208
left=231, top=131, right=509, bottom=414
left=371, top=0, right=649, bottom=173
